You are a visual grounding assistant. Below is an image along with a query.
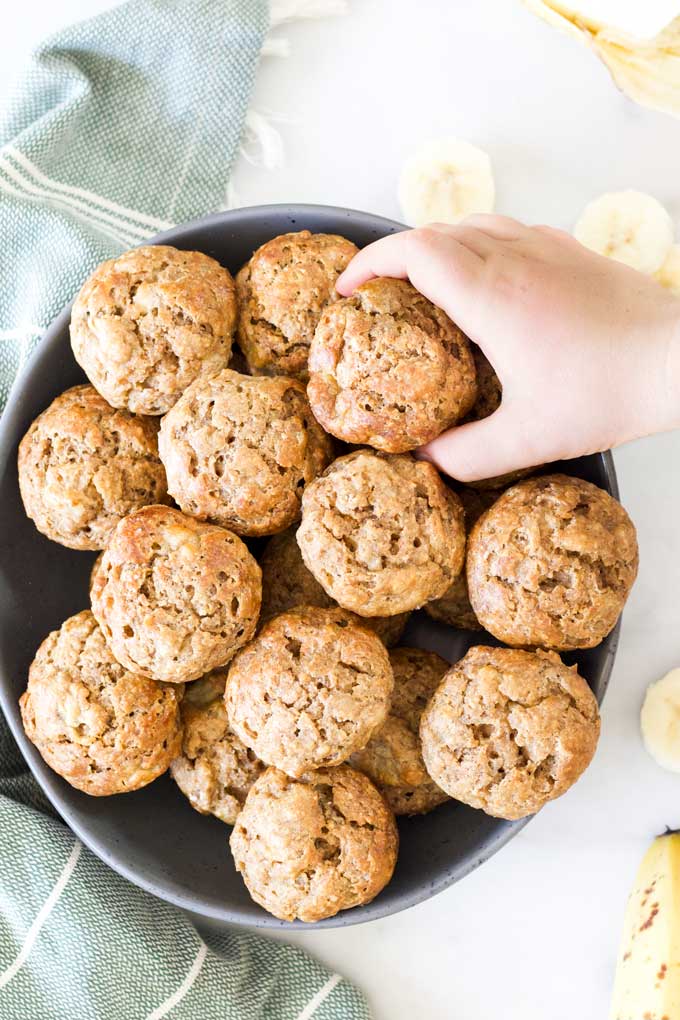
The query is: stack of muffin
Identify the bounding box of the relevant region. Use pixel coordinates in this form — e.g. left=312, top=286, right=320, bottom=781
left=16, top=231, right=639, bottom=922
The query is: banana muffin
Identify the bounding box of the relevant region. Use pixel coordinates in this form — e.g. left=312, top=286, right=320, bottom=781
left=20, top=610, right=182, bottom=795
left=70, top=245, right=237, bottom=415
left=171, top=670, right=265, bottom=825
left=297, top=450, right=466, bottom=616
left=18, top=385, right=168, bottom=550
left=420, top=645, right=600, bottom=819
left=91, top=505, right=261, bottom=684
left=230, top=765, right=399, bottom=922
left=425, top=486, right=499, bottom=631
left=259, top=526, right=410, bottom=646
left=466, top=474, right=639, bottom=650
left=307, top=277, right=477, bottom=453
left=158, top=369, right=332, bottom=536
left=225, top=606, right=393, bottom=778
left=350, top=647, right=449, bottom=815
left=236, top=230, right=358, bottom=379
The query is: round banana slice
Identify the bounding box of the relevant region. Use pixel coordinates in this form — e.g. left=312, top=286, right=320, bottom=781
left=573, top=190, right=673, bottom=274
left=640, top=667, right=680, bottom=772
left=655, top=244, right=680, bottom=295
left=398, top=137, right=495, bottom=227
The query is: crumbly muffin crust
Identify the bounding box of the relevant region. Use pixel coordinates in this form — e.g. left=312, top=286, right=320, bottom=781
left=19, top=610, right=182, bottom=795
left=298, top=450, right=466, bottom=616
left=91, top=505, right=261, bottom=683
left=259, top=526, right=410, bottom=646
left=420, top=645, right=600, bottom=819
left=230, top=765, right=398, bottom=922
left=158, top=369, right=332, bottom=536
left=225, top=606, right=394, bottom=777
left=236, top=231, right=358, bottom=379
left=70, top=245, right=237, bottom=415
left=350, top=647, right=449, bottom=815
left=18, top=385, right=168, bottom=550
left=308, top=277, right=477, bottom=453
left=466, top=474, right=639, bottom=650
left=425, top=486, right=499, bottom=630
left=171, top=670, right=265, bottom=824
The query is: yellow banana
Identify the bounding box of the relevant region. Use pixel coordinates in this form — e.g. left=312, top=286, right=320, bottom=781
left=523, top=1, right=680, bottom=119
left=610, top=831, right=680, bottom=1019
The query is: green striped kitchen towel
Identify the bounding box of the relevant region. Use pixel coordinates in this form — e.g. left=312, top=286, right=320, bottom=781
left=0, top=2, right=370, bottom=1017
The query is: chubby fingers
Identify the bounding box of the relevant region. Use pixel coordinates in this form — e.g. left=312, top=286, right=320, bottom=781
left=336, top=227, right=488, bottom=334
left=417, top=406, right=545, bottom=484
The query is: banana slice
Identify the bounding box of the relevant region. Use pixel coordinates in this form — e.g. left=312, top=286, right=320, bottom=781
left=398, top=138, right=495, bottom=227
left=640, top=667, right=680, bottom=771
left=573, top=190, right=674, bottom=274
left=655, top=244, right=680, bottom=295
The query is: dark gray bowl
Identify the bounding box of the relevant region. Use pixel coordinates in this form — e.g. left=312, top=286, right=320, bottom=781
left=0, top=204, right=619, bottom=929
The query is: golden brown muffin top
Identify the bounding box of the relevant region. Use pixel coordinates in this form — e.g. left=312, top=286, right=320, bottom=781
left=91, top=505, right=261, bottom=684
left=225, top=606, right=394, bottom=778
left=259, top=526, right=410, bottom=646
left=18, top=384, right=167, bottom=551
left=70, top=245, right=236, bottom=415
left=350, top=647, right=449, bottom=816
left=466, top=473, right=639, bottom=650
left=298, top=450, right=466, bottom=616
left=420, top=645, right=600, bottom=820
left=230, top=765, right=398, bottom=922
left=308, top=277, right=477, bottom=453
left=19, top=610, right=182, bottom=796
left=236, top=231, right=358, bottom=379
left=171, top=670, right=265, bottom=825
left=158, top=369, right=332, bottom=537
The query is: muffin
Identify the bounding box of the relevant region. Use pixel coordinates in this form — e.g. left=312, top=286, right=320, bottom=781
left=70, top=245, right=237, bottom=415
left=260, top=526, right=410, bottom=646
left=91, top=505, right=261, bottom=683
left=171, top=670, right=265, bottom=824
left=19, top=610, right=182, bottom=795
left=424, top=486, right=499, bottom=630
left=230, top=765, right=398, bottom=921
left=225, top=606, right=393, bottom=777
left=158, top=369, right=332, bottom=537
left=307, top=277, right=476, bottom=453
left=18, top=385, right=168, bottom=550
left=298, top=450, right=466, bottom=616
left=466, top=474, right=639, bottom=650
left=464, top=346, right=502, bottom=423
left=462, top=346, right=536, bottom=489
left=350, top=647, right=449, bottom=815
left=420, top=645, right=600, bottom=819
left=236, top=230, right=358, bottom=379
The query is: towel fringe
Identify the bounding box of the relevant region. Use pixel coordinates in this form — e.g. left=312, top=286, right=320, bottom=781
left=224, top=0, right=348, bottom=209
left=269, top=0, right=349, bottom=29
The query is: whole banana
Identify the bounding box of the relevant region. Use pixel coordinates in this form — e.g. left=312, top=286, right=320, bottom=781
left=610, top=832, right=680, bottom=1019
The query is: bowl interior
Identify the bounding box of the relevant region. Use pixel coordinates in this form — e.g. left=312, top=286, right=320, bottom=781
left=0, top=205, right=619, bottom=929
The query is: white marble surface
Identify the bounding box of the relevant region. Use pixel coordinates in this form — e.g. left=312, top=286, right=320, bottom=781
left=4, top=2, right=680, bottom=1017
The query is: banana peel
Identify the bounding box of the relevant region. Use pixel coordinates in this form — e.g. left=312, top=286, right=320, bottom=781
left=523, top=1, right=680, bottom=118
left=610, top=831, right=680, bottom=1020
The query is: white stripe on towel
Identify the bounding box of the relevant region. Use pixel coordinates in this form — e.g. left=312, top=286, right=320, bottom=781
left=3, top=145, right=174, bottom=233
left=0, top=171, right=137, bottom=247
left=0, top=154, right=148, bottom=243
left=295, top=973, right=342, bottom=1020
left=0, top=838, right=82, bottom=990
left=145, top=940, right=208, bottom=1020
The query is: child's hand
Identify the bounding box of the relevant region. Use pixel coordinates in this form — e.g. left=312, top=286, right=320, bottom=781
left=336, top=216, right=680, bottom=482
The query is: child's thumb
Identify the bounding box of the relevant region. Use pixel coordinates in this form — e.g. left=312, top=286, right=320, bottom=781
left=418, top=408, right=537, bottom=484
